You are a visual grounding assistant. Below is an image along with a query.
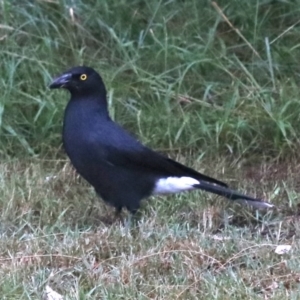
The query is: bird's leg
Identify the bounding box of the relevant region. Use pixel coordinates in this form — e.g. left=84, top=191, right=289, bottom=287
left=86, top=196, right=96, bottom=217
left=114, top=206, right=123, bottom=221
left=124, top=206, right=142, bottom=230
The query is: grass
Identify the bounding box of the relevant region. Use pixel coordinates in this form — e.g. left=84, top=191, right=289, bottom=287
left=1, top=0, right=300, bottom=298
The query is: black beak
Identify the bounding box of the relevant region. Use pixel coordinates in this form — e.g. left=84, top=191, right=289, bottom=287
left=49, top=73, right=72, bottom=89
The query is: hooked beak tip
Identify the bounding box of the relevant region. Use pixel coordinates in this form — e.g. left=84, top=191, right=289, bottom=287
left=49, top=73, right=72, bottom=89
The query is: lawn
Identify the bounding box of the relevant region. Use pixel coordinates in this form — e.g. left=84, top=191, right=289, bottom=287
left=0, top=0, right=300, bottom=298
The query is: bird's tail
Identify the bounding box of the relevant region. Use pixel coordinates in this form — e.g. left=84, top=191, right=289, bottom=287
left=194, top=182, right=274, bottom=209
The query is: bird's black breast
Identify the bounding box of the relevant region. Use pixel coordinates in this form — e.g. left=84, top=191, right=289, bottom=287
left=62, top=99, right=115, bottom=180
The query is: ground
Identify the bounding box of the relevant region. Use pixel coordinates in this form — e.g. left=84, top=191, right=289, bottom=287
left=0, top=158, right=298, bottom=299
left=1, top=0, right=300, bottom=298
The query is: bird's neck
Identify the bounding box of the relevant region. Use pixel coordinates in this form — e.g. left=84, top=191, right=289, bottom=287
left=69, top=92, right=110, bottom=119
left=64, top=95, right=110, bottom=128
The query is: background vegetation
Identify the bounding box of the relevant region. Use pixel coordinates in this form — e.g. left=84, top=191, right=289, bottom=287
left=0, top=0, right=300, bottom=298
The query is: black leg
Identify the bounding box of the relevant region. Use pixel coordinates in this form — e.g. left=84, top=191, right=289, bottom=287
left=87, top=196, right=96, bottom=217
left=115, top=206, right=123, bottom=218
left=124, top=205, right=142, bottom=232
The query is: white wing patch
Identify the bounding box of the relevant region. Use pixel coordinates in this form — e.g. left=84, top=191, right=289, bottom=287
left=153, top=176, right=199, bottom=194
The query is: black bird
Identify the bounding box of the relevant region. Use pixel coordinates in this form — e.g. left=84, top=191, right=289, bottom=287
left=49, top=66, right=273, bottom=216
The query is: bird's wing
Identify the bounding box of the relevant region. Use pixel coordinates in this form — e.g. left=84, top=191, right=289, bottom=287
left=101, top=145, right=274, bottom=209
left=103, top=144, right=228, bottom=188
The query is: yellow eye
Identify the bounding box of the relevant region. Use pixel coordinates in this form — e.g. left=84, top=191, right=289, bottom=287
left=80, top=74, right=87, bottom=81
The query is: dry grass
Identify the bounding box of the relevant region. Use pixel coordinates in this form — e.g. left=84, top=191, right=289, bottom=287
left=0, top=158, right=299, bottom=299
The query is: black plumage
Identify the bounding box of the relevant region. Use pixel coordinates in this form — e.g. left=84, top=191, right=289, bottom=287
left=50, top=66, right=273, bottom=215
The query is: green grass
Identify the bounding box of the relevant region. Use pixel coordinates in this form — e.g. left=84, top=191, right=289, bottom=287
left=1, top=0, right=300, bottom=158
left=0, top=0, right=300, bottom=298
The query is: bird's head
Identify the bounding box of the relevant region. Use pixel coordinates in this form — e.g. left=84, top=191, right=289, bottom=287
left=49, top=66, right=105, bottom=96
